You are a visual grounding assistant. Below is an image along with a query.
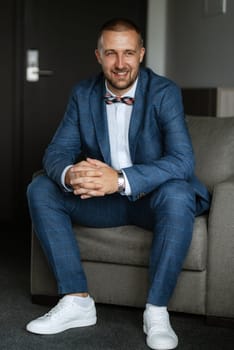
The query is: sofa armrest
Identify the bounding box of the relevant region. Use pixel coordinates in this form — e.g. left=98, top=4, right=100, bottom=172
left=207, top=176, right=234, bottom=318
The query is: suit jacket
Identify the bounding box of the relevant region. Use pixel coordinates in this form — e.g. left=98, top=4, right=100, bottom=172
left=43, top=67, right=211, bottom=207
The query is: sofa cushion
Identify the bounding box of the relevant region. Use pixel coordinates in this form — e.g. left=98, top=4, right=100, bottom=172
left=75, top=215, right=207, bottom=272
left=187, top=116, right=234, bottom=192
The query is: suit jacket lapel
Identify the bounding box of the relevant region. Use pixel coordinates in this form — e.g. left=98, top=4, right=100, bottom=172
left=129, top=69, right=148, bottom=161
left=90, top=78, right=111, bottom=164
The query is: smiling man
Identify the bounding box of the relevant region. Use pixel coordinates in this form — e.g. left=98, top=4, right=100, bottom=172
left=95, top=24, right=145, bottom=94
left=26, top=18, right=210, bottom=350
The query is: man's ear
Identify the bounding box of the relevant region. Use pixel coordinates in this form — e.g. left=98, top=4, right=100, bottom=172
left=95, top=49, right=101, bottom=64
left=139, top=47, right=145, bottom=63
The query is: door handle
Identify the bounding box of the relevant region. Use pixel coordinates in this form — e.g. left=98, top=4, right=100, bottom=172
left=26, top=49, right=54, bottom=82
left=38, top=69, right=54, bottom=76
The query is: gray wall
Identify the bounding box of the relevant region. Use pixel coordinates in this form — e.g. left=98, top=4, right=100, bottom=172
left=146, top=0, right=234, bottom=87
left=146, top=0, right=168, bottom=75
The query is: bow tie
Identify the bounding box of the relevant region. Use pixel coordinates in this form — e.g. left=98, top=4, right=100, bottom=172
left=104, top=93, right=135, bottom=105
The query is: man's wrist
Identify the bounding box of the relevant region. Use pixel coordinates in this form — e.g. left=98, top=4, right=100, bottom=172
left=61, top=165, right=73, bottom=192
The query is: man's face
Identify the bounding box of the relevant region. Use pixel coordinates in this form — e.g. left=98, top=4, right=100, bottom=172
left=95, top=30, right=145, bottom=95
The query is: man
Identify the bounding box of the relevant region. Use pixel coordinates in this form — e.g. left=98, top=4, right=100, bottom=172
left=26, top=18, right=210, bottom=350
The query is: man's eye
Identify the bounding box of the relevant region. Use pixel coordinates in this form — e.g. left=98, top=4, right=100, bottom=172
left=125, top=51, right=134, bottom=57
left=106, top=51, right=115, bottom=56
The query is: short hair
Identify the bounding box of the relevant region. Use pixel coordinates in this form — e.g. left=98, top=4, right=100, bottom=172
left=97, top=18, right=144, bottom=48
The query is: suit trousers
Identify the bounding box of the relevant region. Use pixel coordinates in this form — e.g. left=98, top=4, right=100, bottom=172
left=27, top=174, right=199, bottom=306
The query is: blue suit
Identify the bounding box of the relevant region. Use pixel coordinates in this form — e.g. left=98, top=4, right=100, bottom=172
left=27, top=68, right=211, bottom=305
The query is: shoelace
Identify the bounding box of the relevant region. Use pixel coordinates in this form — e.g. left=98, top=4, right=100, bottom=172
left=147, top=310, right=169, bottom=332
left=45, top=298, right=71, bottom=318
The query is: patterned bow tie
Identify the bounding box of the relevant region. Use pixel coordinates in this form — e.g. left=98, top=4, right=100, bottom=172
left=104, top=93, right=135, bottom=105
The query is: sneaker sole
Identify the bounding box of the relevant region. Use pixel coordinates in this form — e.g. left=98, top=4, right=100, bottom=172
left=26, top=317, right=97, bottom=335
left=143, top=324, right=178, bottom=350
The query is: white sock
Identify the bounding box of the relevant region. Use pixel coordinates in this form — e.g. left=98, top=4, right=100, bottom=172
left=73, top=295, right=93, bottom=307
left=65, top=294, right=93, bottom=307
left=146, top=303, right=167, bottom=312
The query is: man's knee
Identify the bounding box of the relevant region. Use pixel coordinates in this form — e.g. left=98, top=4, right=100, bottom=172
left=27, top=174, right=59, bottom=205
left=150, top=180, right=196, bottom=212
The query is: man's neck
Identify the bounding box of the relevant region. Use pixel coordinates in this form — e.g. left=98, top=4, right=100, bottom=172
left=105, top=78, right=138, bottom=97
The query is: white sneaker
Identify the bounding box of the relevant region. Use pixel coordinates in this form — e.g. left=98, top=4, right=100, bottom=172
left=26, top=295, right=97, bottom=335
left=143, top=305, right=178, bottom=350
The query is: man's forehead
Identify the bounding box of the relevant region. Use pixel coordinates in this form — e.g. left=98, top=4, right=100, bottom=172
left=100, top=30, right=139, bottom=48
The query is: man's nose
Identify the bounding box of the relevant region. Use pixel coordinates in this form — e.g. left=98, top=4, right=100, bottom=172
left=115, top=54, right=125, bottom=69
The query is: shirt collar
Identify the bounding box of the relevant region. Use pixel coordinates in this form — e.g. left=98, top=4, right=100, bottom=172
left=105, top=77, right=138, bottom=98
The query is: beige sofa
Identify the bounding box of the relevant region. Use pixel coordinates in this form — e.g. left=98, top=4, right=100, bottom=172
left=30, top=116, right=234, bottom=322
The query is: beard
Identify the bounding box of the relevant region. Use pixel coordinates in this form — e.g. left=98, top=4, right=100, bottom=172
left=106, top=78, right=135, bottom=92
left=104, top=69, right=138, bottom=93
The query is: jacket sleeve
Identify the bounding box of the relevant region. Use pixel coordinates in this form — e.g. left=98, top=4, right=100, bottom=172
left=42, top=89, right=82, bottom=187
left=123, top=83, right=195, bottom=201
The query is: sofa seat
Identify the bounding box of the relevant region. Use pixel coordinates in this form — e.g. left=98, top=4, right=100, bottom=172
left=77, top=215, right=208, bottom=272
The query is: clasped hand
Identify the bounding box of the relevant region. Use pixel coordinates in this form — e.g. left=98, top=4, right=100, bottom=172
left=65, top=158, right=118, bottom=199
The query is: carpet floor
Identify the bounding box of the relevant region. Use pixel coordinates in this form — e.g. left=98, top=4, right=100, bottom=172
left=0, top=235, right=233, bottom=350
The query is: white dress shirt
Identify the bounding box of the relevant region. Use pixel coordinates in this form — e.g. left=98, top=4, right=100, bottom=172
left=61, top=79, right=138, bottom=195
left=105, top=80, right=137, bottom=195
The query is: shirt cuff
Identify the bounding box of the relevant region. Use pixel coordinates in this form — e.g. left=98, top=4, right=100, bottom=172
left=121, top=170, right=132, bottom=196
left=61, top=165, right=73, bottom=192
